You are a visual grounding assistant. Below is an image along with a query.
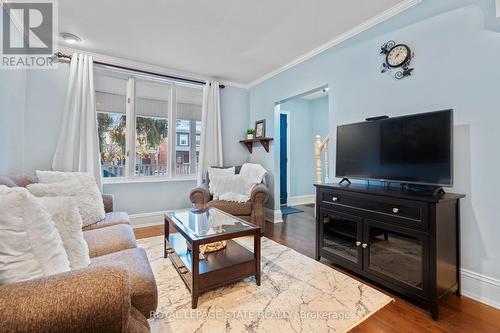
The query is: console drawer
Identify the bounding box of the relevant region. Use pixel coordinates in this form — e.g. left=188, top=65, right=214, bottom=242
left=320, top=190, right=428, bottom=229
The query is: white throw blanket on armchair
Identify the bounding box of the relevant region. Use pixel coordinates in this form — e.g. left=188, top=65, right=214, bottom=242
left=210, top=164, right=267, bottom=203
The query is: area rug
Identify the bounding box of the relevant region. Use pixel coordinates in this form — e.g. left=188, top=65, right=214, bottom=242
left=280, top=206, right=304, bottom=216
left=139, top=236, right=393, bottom=333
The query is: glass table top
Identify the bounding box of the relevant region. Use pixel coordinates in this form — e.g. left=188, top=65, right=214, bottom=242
left=166, top=208, right=258, bottom=240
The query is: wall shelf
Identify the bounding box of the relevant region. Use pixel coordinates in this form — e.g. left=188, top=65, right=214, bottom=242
left=239, top=137, right=273, bottom=153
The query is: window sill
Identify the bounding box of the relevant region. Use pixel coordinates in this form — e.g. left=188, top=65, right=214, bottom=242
left=102, top=176, right=197, bottom=185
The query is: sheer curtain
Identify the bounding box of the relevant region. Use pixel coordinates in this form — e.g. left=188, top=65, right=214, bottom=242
left=52, top=53, right=102, bottom=187
left=197, top=81, right=223, bottom=184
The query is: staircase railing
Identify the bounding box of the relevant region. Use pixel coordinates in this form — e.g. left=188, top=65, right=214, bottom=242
left=315, top=135, right=330, bottom=184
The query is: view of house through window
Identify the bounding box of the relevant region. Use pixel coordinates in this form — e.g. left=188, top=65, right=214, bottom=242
left=95, top=70, right=203, bottom=180
left=134, top=79, right=170, bottom=177
left=95, top=75, right=128, bottom=178
left=175, top=84, right=203, bottom=176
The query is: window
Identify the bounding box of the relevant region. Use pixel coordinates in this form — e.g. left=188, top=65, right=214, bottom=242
left=177, top=133, right=189, bottom=146
left=95, top=75, right=128, bottom=178
left=95, top=70, right=203, bottom=181
left=175, top=85, right=202, bottom=176
left=134, top=80, right=170, bottom=177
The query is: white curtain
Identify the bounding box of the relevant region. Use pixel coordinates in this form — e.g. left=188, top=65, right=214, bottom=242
left=197, top=81, right=223, bottom=184
left=52, top=53, right=101, bottom=187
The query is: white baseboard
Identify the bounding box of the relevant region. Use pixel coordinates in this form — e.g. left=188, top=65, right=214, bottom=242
left=461, top=268, right=500, bottom=309
left=265, top=208, right=283, bottom=223
left=130, top=211, right=167, bottom=228
left=288, top=194, right=315, bottom=206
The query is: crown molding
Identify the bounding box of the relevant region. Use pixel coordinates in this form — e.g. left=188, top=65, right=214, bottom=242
left=59, top=46, right=248, bottom=89
left=57, top=0, right=421, bottom=90
left=246, top=0, right=422, bottom=89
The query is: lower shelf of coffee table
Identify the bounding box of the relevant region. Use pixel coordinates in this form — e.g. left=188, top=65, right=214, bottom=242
left=165, top=233, right=256, bottom=291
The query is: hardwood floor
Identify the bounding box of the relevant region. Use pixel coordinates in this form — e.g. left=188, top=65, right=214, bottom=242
left=134, top=224, right=163, bottom=239
left=135, top=205, right=500, bottom=332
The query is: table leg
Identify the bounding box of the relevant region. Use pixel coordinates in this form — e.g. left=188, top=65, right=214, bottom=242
left=164, top=218, right=170, bottom=258
left=255, top=229, right=261, bottom=286
left=430, top=301, right=439, bottom=321
left=192, top=241, right=199, bottom=309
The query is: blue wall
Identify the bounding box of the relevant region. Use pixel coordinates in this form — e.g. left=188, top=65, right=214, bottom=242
left=0, top=25, right=26, bottom=175
left=280, top=96, right=328, bottom=197
left=310, top=96, right=329, bottom=139
left=249, top=0, right=500, bottom=283
left=0, top=66, right=250, bottom=216
left=0, top=69, right=26, bottom=174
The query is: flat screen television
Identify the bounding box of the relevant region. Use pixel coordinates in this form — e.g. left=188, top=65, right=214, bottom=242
left=336, top=109, right=453, bottom=187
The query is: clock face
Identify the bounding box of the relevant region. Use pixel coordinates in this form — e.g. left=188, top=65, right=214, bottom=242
left=386, top=44, right=410, bottom=68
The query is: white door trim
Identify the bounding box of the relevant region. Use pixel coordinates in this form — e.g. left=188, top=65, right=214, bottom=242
left=279, top=110, right=291, bottom=206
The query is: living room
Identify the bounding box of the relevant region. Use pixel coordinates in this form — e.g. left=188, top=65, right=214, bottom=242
left=1, top=0, right=500, bottom=332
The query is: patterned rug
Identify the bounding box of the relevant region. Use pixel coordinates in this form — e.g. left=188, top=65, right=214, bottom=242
left=139, top=236, right=392, bottom=333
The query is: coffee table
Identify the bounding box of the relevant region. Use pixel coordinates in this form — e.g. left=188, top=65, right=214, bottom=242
left=164, top=208, right=261, bottom=309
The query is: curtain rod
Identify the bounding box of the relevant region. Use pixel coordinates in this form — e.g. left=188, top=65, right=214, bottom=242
left=55, top=52, right=225, bottom=89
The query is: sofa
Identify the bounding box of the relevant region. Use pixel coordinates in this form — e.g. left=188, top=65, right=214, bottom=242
left=190, top=166, right=270, bottom=233
left=0, top=175, right=158, bottom=333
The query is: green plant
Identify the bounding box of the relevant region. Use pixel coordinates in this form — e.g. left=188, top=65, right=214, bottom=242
left=246, top=129, right=256, bottom=135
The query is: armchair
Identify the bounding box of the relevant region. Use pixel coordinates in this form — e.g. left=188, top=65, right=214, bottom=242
left=190, top=166, right=269, bottom=233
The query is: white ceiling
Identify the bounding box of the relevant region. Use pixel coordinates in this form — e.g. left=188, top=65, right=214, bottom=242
left=59, top=0, right=414, bottom=86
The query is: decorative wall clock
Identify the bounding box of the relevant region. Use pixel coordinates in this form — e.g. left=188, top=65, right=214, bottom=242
left=380, top=40, right=414, bottom=79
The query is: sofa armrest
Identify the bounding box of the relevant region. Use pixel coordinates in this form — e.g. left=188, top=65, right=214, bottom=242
left=102, top=193, right=114, bottom=213
left=251, top=183, right=270, bottom=204
left=189, top=183, right=211, bottom=209
left=0, top=264, right=131, bottom=333
left=250, top=183, right=269, bottom=232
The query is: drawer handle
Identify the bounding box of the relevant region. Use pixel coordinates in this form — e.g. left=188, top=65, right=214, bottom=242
left=392, top=207, right=400, bottom=214
left=362, top=243, right=368, bottom=249
left=331, top=197, right=339, bottom=202
left=356, top=241, right=361, bottom=247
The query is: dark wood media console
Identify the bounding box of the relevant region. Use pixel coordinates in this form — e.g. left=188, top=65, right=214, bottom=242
left=314, top=183, right=465, bottom=320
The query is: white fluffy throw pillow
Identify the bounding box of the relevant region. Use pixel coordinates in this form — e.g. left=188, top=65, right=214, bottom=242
left=36, top=170, right=95, bottom=184
left=208, top=167, right=235, bottom=195
left=0, top=186, right=70, bottom=284
left=27, top=180, right=105, bottom=227
left=37, top=197, right=91, bottom=270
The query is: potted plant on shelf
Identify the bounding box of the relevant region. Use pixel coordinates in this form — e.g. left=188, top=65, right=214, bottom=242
left=246, top=129, right=256, bottom=140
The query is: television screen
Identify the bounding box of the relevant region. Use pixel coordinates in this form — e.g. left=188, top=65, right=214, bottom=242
left=336, top=110, right=453, bottom=186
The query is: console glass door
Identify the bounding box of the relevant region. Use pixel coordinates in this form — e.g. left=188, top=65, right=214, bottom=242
left=364, top=220, right=426, bottom=291
left=320, top=209, right=362, bottom=267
